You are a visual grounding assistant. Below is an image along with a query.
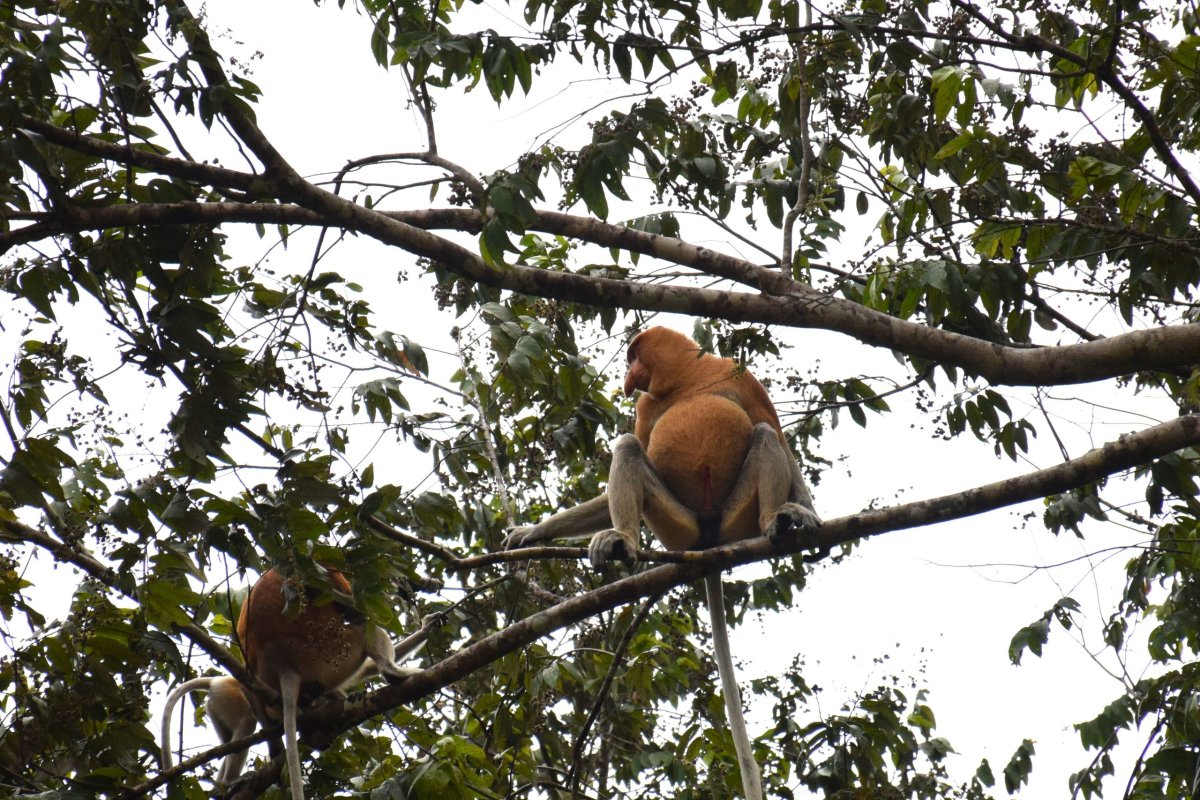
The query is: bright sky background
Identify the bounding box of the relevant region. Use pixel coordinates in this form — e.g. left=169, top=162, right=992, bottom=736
left=197, top=0, right=1177, bottom=793
left=5, top=0, right=1180, bottom=795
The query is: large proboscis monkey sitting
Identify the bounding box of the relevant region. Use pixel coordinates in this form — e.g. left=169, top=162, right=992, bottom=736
left=160, top=567, right=426, bottom=799
left=504, top=326, right=821, bottom=800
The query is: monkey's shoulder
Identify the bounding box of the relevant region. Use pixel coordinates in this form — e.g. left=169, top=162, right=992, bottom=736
left=638, top=388, right=749, bottom=426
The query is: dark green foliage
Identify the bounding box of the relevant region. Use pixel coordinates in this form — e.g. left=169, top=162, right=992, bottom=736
left=2, top=0, right=1200, bottom=798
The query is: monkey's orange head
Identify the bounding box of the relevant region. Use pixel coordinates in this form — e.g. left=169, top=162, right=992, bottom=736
left=623, top=327, right=703, bottom=397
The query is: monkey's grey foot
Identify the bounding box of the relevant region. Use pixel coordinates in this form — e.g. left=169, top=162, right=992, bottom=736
left=587, top=529, right=638, bottom=569
left=503, top=526, right=537, bottom=550
left=422, top=610, right=449, bottom=630
left=766, top=503, right=823, bottom=546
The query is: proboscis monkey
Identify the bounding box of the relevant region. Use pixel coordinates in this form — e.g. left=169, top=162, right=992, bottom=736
left=505, top=326, right=821, bottom=800
left=160, top=567, right=425, bottom=799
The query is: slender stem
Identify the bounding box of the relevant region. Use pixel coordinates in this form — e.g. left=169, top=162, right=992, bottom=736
left=568, top=590, right=664, bottom=798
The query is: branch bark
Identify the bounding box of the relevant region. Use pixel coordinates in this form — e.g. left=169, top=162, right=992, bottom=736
left=0, top=517, right=253, bottom=685
left=245, top=413, right=1196, bottom=800
left=5, top=200, right=1199, bottom=387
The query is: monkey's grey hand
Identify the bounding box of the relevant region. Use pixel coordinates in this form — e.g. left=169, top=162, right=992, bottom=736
left=421, top=610, right=449, bottom=631
left=587, top=529, right=639, bottom=568
left=503, top=525, right=538, bottom=550
left=766, top=503, right=823, bottom=545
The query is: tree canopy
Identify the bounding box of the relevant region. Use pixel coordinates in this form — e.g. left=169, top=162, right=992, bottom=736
left=2, top=0, right=1200, bottom=798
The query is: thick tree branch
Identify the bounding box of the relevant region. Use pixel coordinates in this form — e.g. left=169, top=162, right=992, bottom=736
left=824, top=414, right=1198, bottom=546
left=16, top=115, right=262, bottom=194
left=283, top=414, right=1199, bottom=773
left=0, top=200, right=788, bottom=294
left=5, top=200, right=1200, bottom=387
left=165, top=0, right=295, bottom=180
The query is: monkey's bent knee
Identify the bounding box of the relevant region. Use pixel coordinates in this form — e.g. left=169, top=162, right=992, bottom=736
left=610, top=432, right=645, bottom=456
left=750, top=422, right=779, bottom=444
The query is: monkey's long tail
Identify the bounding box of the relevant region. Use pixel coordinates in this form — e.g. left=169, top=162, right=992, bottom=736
left=705, top=573, right=765, bottom=800
left=160, top=677, right=217, bottom=771
left=278, top=670, right=308, bottom=800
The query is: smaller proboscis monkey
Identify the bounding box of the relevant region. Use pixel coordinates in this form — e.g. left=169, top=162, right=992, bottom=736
left=160, top=567, right=426, bottom=799
left=504, top=326, right=822, bottom=800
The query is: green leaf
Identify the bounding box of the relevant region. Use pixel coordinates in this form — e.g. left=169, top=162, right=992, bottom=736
left=507, top=350, right=533, bottom=379
left=934, top=130, right=973, bottom=160
left=931, top=65, right=963, bottom=123
left=975, top=758, right=996, bottom=787
left=614, top=42, right=632, bottom=82
left=1003, top=739, right=1035, bottom=793
left=1008, top=618, right=1050, bottom=664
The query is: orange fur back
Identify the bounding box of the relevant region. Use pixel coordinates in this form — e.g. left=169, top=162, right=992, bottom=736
left=238, top=568, right=368, bottom=700
left=647, top=393, right=753, bottom=513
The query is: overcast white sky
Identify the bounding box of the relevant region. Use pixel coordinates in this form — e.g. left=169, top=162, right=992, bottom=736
left=6, top=0, right=1180, bottom=795
left=197, top=0, right=1180, bottom=793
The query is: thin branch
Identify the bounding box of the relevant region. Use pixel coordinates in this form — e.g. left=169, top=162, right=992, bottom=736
left=800, top=365, right=934, bottom=418
left=1026, top=288, right=1099, bottom=342
left=340, top=151, right=486, bottom=201
left=979, top=214, right=1200, bottom=261
left=1115, top=717, right=1165, bottom=800
left=781, top=1, right=815, bottom=274
left=365, top=516, right=462, bottom=564
left=132, top=726, right=274, bottom=796
left=0, top=517, right=250, bottom=683
left=568, top=590, right=664, bottom=799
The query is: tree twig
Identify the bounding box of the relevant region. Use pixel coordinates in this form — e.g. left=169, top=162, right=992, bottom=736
left=568, top=590, right=664, bottom=799
left=0, top=518, right=252, bottom=684
left=7, top=200, right=1200, bottom=387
